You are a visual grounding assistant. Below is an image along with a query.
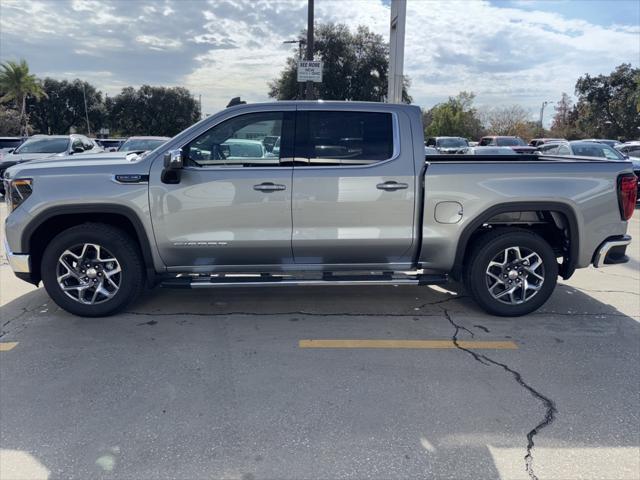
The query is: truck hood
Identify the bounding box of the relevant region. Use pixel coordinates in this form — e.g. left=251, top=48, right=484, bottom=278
left=3, top=151, right=147, bottom=179
left=0, top=152, right=55, bottom=165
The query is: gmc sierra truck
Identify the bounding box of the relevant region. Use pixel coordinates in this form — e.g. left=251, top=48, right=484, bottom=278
left=3, top=102, right=637, bottom=317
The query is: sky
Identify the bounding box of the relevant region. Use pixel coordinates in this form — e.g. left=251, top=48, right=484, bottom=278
left=1, top=0, right=638, bottom=126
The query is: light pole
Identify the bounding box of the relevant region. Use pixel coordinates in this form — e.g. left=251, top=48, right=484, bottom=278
left=539, top=100, right=550, bottom=131
left=283, top=39, right=306, bottom=99
left=305, top=0, right=315, bottom=100
left=388, top=0, right=407, bottom=103
left=82, top=82, right=91, bottom=136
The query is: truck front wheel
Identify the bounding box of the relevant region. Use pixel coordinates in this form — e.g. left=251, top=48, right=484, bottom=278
left=41, top=223, right=145, bottom=317
left=464, top=228, right=558, bottom=317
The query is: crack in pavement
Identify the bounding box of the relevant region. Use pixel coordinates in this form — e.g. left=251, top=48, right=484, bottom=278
left=569, top=287, right=640, bottom=296
left=533, top=310, right=635, bottom=318
left=443, top=308, right=557, bottom=480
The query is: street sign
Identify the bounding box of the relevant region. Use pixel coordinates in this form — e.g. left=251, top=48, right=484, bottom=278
left=297, top=60, right=323, bottom=83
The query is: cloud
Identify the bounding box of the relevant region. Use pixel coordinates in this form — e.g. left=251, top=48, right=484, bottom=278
left=136, top=35, right=182, bottom=50
left=0, top=0, right=638, bottom=124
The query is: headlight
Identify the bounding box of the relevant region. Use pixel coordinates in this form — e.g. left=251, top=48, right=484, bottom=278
left=6, top=178, right=32, bottom=212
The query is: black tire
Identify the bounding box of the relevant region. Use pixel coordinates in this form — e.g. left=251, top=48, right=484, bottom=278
left=463, top=228, right=558, bottom=317
left=41, top=223, right=145, bottom=317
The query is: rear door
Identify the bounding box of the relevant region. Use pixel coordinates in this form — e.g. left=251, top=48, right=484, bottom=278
left=149, top=108, right=296, bottom=268
left=291, top=107, right=416, bottom=267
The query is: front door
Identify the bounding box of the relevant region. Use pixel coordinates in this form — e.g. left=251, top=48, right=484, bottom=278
left=149, top=109, right=295, bottom=269
left=291, top=108, right=416, bottom=266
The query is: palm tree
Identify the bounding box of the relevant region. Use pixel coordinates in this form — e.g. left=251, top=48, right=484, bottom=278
left=0, top=59, right=47, bottom=136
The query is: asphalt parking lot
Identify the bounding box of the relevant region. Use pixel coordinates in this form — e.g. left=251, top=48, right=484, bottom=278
left=1, top=203, right=639, bottom=480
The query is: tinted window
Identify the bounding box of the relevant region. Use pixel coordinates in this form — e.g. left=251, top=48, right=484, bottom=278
left=15, top=137, right=69, bottom=154
left=571, top=144, right=624, bottom=159
left=0, top=138, right=22, bottom=149
left=300, top=111, right=393, bottom=165
left=479, top=138, right=493, bottom=146
left=627, top=146, right=640, bottom=155
left=185, top=112, right=291, bottom=167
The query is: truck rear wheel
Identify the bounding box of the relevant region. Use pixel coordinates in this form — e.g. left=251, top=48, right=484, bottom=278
left=464, top=228, right=558, bottom=317
left=41, top=223, right=145, bottom=317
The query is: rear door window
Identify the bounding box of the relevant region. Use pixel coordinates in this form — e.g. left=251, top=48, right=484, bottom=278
left=296, top=111, right=394, bottom=165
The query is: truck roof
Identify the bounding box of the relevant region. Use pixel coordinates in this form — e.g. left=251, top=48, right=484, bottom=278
left=225, top=100, right=419, bottom=111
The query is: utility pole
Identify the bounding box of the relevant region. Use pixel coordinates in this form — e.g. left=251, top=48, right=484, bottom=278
left=199, top=94, right=202, bottom=120
left=305, top=0, right=315, bottom=100
left=539, top=100, right=550, bottom=131
left=82, top=82, right=91, bottom=136
left=388, top=0, right=406, bottom=103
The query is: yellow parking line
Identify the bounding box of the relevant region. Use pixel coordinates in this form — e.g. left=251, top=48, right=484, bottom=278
left=299, top=339, right=517, bottom=349
left=0, top=342, right=18, bottom=352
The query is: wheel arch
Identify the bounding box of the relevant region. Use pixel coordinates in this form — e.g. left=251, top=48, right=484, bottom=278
left=451, top=201, right=579, bottom=281
left=22, top=204, right=157, bottom=286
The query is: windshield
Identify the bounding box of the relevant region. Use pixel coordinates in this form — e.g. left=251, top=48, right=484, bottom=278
left=437, top=138, right=468, bottom=148
left=496, top=137, right=525, bottom=146
left=14, top=137, right=69, bottom=154
left=119, top=138, right=168, bottom=152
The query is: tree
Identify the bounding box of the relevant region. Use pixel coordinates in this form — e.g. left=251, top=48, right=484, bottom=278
left=0, top=59, right=46, bottom=136
left=549, top=93, right=582, bottom=139
left=108, top=85, right=200, bottom=136
left=423, top=91, right=484, bottom=139
left=27, top=78, right=106, bottom=135
left=573, top=63, right=640, bottom=140
left=480, top=104, right=533, bottom=137
left=269, top=23, right=411, bottom=103
left=0, top=105, right=22, bottom=136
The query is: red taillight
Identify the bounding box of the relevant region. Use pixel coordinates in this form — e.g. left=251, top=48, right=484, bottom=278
left=618, top=174, right=637, bottom=221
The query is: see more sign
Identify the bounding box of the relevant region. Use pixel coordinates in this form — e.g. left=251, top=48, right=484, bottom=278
left=297, top=61, right=323, bottom=82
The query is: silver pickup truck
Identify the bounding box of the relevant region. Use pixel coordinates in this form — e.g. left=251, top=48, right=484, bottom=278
left=3, top=102, right=637, bottom=317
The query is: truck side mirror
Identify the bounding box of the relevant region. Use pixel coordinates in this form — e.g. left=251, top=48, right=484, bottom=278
left=161, top=149, right=183, bottom=184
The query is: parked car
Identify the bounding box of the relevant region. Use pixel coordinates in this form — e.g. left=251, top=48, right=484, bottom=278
left=459, top=146, right=517, bottom=155
left=536, top=142, right=564, bottom=154
left=118, top=136, right=170, bottom=152
left=3, top=101, right=635, bottom=318
left=583, top=139, right=622, bottom=148
left=96, top=138, right=125, bottom=152
left=544, top=141, right=639, bottom=201
left=478, top=136, right=537, bottom=153
left=0, top=134, right=102, bottom=195
left=0, top=136, right=24, bottom=152
left=424, top=146, right=438, bottom=155
left=425, top=136, right=469, bottom=154
left=616, top=141, right=640, bottom=159
left=542, top=140, right=626, bottom=160
left=614, top=142, right=640, bottom=202
left=529, top=138, right=565, bottom=147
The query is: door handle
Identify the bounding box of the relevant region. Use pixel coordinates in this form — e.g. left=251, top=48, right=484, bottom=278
left=253, top=182, right=286, bottom=192
left=376, top=181, right=409, bottom=191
